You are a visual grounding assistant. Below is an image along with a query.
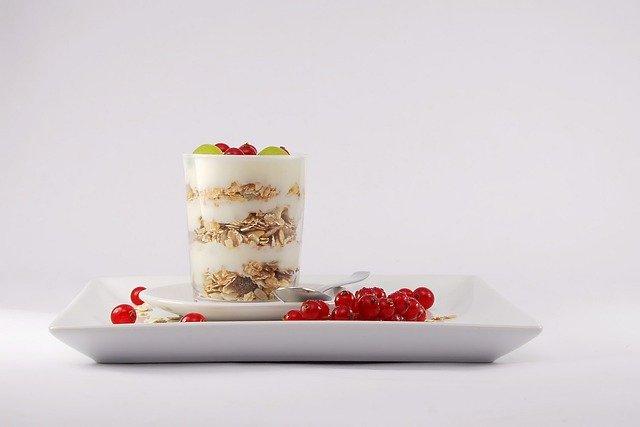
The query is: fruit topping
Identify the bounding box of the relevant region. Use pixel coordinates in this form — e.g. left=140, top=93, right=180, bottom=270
left=193, top=144, right=224, bottom=155
left=224, top=147, right=244, bottom=155
left=130, top=286, right=146, bottom=306
left=239, top=143, right=257, bottom=155
left=258, top=146, right=289, bottom=155
left=215, top=142, right=230, bottom=152
left=110, top=304, right=137, bottom=324
left=180, top=312, right=206, bottom=322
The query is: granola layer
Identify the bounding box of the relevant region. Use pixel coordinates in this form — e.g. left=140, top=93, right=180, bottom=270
left=193, top=206, right=297, bottom=248
left=202, top=262, right=297, bottom=301
left=187, top=181, right=280, bottom=203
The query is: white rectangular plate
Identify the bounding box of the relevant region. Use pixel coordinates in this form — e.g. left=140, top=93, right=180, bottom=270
left=49, top=275, right=542, bottom=363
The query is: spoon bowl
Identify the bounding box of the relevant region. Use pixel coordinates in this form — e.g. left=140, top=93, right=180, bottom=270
left=275, top=271, right=370, bottom=303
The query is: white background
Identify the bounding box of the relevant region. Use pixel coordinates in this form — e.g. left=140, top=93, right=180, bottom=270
left=1, top=1, right=639, bottom=426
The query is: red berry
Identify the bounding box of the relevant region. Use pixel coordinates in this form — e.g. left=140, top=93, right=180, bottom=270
left=403, top=297, right=422, bottom=320
left=181, top=312, right=206, bottom=322
left=224, top=147, right=244, bottom=155
left=313, top=299, right=330, bottom=319
left=385, top=314, right=404, bottom=321
left=215, top=142, right=229, bottom=152
left=331, top=305, right=353, bottom=320
left=283, top=310, right=304, bottom=321
left=390, top=292, right=410, bottom=315
left=415, top=307, right=427, bottom=321
left=110, top=304, right=136, bottom=324
left=413, top=287, right=435, bottom=309
left=377, top=297, right=395, bottom=320
left=397, top=288, right=414, bottom=296
left=334, top=290, right=355, bottom=308
left=239, top=143, right=257, bottom=155
left=355, top=295, right=380, bottom=320
left=301, top=300, right=323, bottom=320
left=370, top=287, right=386, bottom=299
left=130, top=286, right=146, bottom=306
left=355, top=287, right=375, bottom=300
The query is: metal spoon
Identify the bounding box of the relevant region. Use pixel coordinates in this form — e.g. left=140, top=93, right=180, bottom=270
left=275, top=271, right=370, bottom=302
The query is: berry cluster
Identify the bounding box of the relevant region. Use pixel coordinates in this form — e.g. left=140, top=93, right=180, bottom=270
left=283, top=286, right=435, bottom=321
left=193, top=142, right=290, bottom=156
left=110, top=286, right=206, bottom=324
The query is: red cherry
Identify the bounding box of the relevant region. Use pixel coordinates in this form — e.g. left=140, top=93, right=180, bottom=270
left=415, top=307, right=427, bottom=322
left=331, top=305, right=353, bottom=320
left=280, top=146, right=290, bottom=154
left=371, top=287, right=386, bottom=299
left=110, top=304, right=136, bottom=324
left=130, top=286, right=146, bottom=306
left=397, top=288, right=414, bottom=296
left=385, top=314, right=404, bottom=321
left=283, top=310, right=304, bottom=321
left=215, top=142, right=229, bottom=152
left=239, top=143, right=257, bottom=155
left=181, top=312, right=206, bottom=322
left=389, top=292, right=410, bottom=315
left=334, top=290, right=355, bottom=308
left=224, top=147, right=244, bottom=155
left=413, top=287, right=435, bottom=309
left=377, top=297, right=395, bottom=320
left=355, top=287, right=374, bottom=300
left=355, top=295, right=380, bottom=320
left=403, top=297, right=422, bottom=320
left=301, top=300, right=323, bottom=320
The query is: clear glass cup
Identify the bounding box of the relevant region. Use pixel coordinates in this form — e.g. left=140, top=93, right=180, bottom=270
left=183, top=154, right=305, bottom=302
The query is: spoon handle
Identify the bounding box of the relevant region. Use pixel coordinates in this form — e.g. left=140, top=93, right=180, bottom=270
left=318, top=271, right=370, bottom=292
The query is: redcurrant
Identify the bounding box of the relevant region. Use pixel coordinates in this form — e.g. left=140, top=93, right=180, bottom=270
left=355, top=295, right=380, bottom=320
left=314, top=300, right=330, bottom=319
left=413, top=287, right=435, bottom=309
left=377, top=297, right=395, bottom=320
left=181, top=312, right=206, bottom=322
left=331, top=305, right=353, bottom=320
left=224, top=147, right=244, bottom=155
left=110, top=304, right=136, bottom=324
left=283, top=310, right=304, bottom=321
left=385, top=314, right=404, bottom=321
left=215, top=142, right=229, bottom=152
left=239, top=143, right=257, bottom=155
left=355, top=287, right=374, bottom=300
left=130, top=286, right=146, bottom=306
left=371, top=287, right=386, bottom=299
left=415, top=307, right=427, bottom=322
left=397, top=288, right=414, bottom=296
left=390, top=292, right=410, bottom=315
left=403, top=297, right=422, bottom=321
left=334, top=290, right=355, bottom=308
left=301, top=300, right=322, bottom=320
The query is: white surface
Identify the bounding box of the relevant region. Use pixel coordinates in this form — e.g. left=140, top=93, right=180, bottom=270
left=2, top=0, right=640, bottom=424
left=142, top=281, right=312, bottom=320
left=50, top=275, right=540, bottom=362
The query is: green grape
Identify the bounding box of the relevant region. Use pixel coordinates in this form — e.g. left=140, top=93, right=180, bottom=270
left=193, top=144, right=224, bottom=155
left=258, top=146, right=289, bottom=155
